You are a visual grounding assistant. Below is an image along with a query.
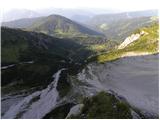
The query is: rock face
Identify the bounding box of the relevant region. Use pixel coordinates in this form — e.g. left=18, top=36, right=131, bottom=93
left=118, top=31, right=147, bottom=49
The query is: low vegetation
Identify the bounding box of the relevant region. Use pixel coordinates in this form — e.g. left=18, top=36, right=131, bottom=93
left=70, top=91, right=132, bottom=119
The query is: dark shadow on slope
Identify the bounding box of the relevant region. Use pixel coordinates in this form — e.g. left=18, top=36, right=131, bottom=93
left=1, top=27, right=96, bottom=88
left=43, top=103, right=75, bottom=119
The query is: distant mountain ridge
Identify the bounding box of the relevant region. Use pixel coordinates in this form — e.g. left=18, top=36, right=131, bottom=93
left=26, top=15, right=104, bottom=37
left=85, top=10, right=158, bottom=41
left=86, top=10, right=158, bottom=24
left=2, top=17, right=42, bottom=28
left=2, top=14, right=104, bottom=38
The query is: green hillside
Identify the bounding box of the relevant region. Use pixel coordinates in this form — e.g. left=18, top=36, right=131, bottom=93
left=1, top=27, right=94, bottom=87
left=1, top=27, right=79, bottom=64
left=88, top=23, right=159, bottom=63
left=25, top=15, right=103, bottom=38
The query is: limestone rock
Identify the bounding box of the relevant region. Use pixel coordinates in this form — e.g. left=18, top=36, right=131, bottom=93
left=118, top=31, right=147, bottom=49
left=66, top=104, right=84, bottom=118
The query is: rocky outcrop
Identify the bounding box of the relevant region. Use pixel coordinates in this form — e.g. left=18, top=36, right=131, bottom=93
left=66, top=104, right=84, bottom=118
left=118, top=31, right=147, bottom=49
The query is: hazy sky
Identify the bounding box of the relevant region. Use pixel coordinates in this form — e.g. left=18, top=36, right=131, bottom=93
left=0, top=0, right=159, bottom=12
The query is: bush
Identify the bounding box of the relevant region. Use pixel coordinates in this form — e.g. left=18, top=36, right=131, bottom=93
left=72, top=91, right=132, bottom=119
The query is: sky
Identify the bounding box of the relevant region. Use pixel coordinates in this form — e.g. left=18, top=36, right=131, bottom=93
left=0, top=0, right=159, bottom=13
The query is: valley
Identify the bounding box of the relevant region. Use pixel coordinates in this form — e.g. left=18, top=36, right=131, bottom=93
left=1, top=9, right=159, bottom=119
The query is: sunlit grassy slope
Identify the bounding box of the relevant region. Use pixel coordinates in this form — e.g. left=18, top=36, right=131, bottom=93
left=88, top=23, right=159, bottom=63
